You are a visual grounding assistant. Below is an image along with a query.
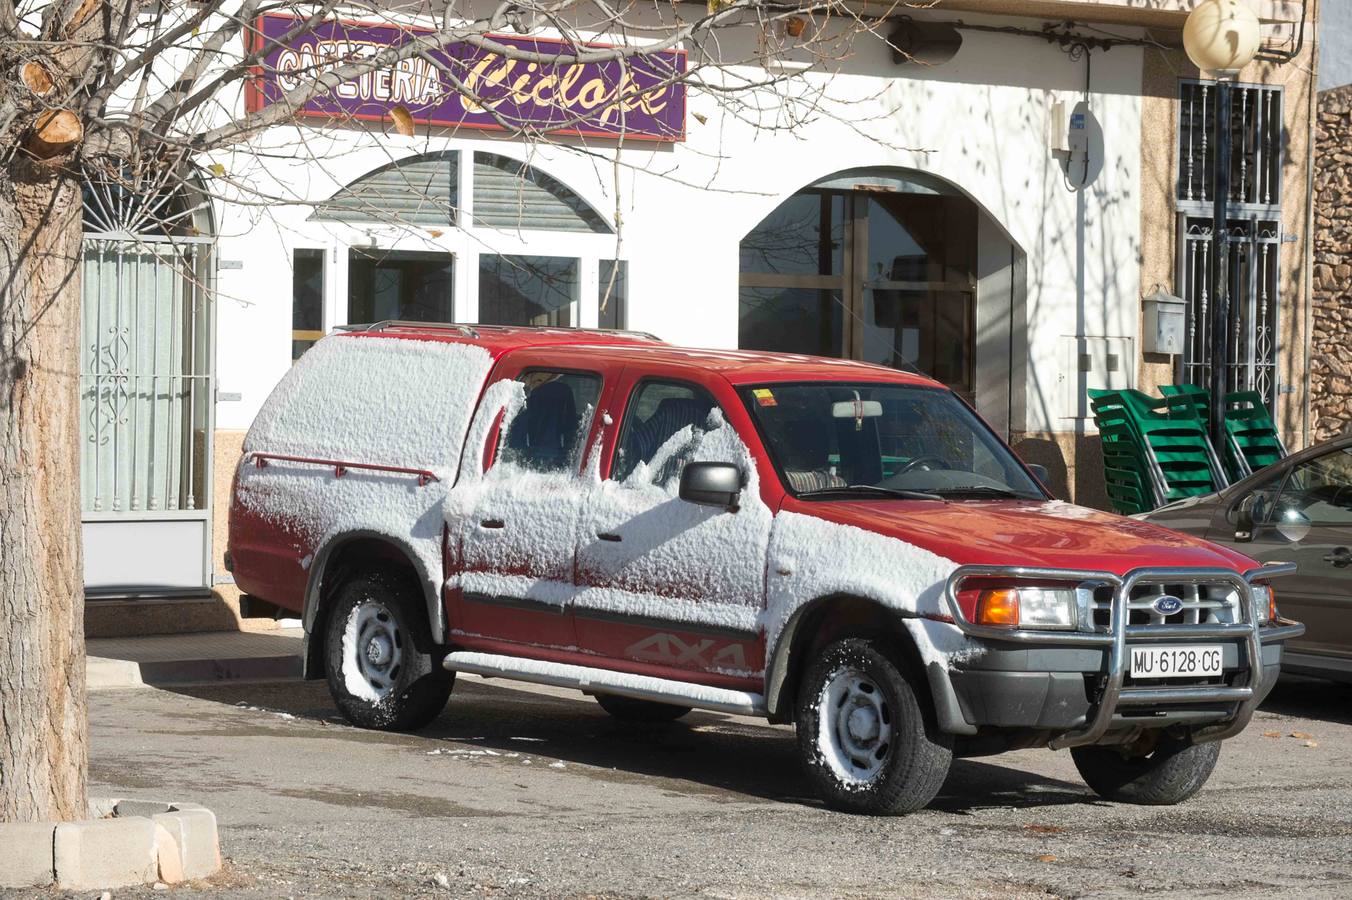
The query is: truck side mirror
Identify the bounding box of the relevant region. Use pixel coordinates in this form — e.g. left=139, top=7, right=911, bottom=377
left=1233, top=494, right=1256, bottom=543
left=679, top=461, right=742, bottom=511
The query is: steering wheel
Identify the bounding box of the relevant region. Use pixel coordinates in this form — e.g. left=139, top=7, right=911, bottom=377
left=895, top=454, right=950, bottom=474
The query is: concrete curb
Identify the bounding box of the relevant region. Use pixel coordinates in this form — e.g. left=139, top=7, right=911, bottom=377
left=0, top=799, right=221, bottom=890
left=87, top=653, right=301, bottom=690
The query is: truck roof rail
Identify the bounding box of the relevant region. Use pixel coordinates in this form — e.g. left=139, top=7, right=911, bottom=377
left=334, top=321, right=663, bottom=342
left=335, top=321, right=482, bottom=338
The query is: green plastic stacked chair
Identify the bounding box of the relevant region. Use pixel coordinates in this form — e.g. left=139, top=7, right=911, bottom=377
left=1088, top=388, right=1228, bottom=515
left=1160, top=384, right=1286, bottom=481
left=1088, top=390, right=1162, bottom=515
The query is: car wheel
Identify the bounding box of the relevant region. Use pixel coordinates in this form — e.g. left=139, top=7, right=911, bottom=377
left=796, top=637, right=952, bottom=815
left=594, top=693, right=692, bottom=722
left=1071, top=733, right=1220, bottom=805
left=323, top=568, right=453, bottom=731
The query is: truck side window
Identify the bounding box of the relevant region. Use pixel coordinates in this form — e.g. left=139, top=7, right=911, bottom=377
left=499, top=370, right=602, bottom=473
left=612, top=380, right=718, bottom=483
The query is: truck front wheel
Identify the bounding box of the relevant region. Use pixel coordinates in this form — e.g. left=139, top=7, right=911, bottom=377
left=796, top=637, right=953, bottom=815
left=323, top=568, right=454, bottom=731
left=1071, top=733, right=1220, bottom=805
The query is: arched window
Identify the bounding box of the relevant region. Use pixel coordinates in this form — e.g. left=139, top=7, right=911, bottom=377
left=311, top=151, right=458, bottom=226
left=739, top=168, right=979, bottom=396
left=300, top=150, right=624, bottom=340
left=472, top=152, right=610, bottom=234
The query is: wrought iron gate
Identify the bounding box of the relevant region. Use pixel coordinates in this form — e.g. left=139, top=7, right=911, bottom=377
left=1175, top=80, right=1284, bottom=410
left=80, top=176, right=215, bottom=596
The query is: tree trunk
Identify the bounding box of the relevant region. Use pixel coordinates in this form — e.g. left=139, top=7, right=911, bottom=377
left=0, top=160, right=88, bottom=823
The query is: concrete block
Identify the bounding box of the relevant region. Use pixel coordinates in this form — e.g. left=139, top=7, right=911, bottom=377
left=153, top=808, right=220, bottom=880
left=54, top=817, right=158, bottom=890
left=0, top=822, right=55, bottom=888
left=154, top=823, right=184, bottom=884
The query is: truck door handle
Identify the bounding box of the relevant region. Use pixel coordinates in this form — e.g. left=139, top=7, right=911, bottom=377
left=1323, top=546, right=1352, bottom=567
left=480, top=518, right=505, bottom=530
left=596, top=532, right=622, bottom=542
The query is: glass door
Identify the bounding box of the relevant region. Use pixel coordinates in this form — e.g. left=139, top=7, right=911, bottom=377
left=738, top=175, right=978, bottom=398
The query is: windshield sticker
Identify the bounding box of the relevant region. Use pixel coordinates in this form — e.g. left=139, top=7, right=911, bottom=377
left=753, top=388, right=777, bottom=407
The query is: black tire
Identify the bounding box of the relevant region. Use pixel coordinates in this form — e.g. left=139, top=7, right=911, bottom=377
left=594, top=693, right=692, bottom=722
left=795, top=637, right=952, bottom=815
left=1071, top=733, right=1220, bottom=805
left=323, top=567, right=454, bottom=731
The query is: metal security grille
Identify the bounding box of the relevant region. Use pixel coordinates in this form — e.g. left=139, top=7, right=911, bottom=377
left=312, top=151, right=458, bottom=226
left=80, top=237, right=213, bottom=514
left=473, top=152, right=611, bottom=234
left=1175, top=80, right=1284, bottom=409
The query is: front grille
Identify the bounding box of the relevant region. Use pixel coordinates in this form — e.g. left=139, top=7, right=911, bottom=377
left=1089, top=582, right=1244, bottom=631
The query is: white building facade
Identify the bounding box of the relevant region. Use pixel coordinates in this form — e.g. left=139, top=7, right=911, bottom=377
left=78, top=1, right=1316, bottom=632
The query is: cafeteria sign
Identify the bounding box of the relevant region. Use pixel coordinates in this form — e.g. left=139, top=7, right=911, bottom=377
left=246, top=14, right=687, bottom=142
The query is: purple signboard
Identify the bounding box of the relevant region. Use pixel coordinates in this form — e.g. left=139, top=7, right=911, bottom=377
left=246, top=14, right=686, bottom=142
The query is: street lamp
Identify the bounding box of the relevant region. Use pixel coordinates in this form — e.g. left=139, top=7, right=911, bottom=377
left=1181, top=0, right=1261, bottom=450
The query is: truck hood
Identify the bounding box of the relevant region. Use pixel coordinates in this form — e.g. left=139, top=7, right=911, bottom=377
left=785, top=498, right=1259, bottom=576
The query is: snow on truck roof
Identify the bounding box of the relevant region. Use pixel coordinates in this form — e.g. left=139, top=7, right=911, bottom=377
left=333, top=322, right=941, bottom=388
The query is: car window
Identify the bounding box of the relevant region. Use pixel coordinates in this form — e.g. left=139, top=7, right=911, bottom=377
left=1270, top=447, right=1352, bottom=527
left=612, top=380, right=719, bottom=484
left=497, top=370, right=601, bottom=473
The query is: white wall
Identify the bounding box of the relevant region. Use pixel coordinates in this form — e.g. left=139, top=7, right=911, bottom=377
left=205, top=12, right=1143, bottom=437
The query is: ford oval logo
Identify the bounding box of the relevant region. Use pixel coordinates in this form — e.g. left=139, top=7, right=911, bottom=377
left=1153, top=595, right=1185, bottom=616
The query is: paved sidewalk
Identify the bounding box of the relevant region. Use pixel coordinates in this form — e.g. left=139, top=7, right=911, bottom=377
left=87, top=629, right=304, bottom=690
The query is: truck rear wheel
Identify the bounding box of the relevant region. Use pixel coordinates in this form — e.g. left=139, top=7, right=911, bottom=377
left=323, top=568, right=454, bottom=731
left=796, top=637, right=952, bottom=815
left=1071, top=734, right=1220, bottom=805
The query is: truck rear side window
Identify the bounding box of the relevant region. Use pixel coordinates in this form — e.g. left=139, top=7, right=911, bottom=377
left=499, top=370, right=601, bottom=473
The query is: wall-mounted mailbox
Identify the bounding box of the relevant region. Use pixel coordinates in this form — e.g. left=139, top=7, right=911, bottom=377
left=1143, top=289, right=1186, bottom=355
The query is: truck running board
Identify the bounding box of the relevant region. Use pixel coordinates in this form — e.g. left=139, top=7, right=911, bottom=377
left=442, top=651, right=766, bottom=717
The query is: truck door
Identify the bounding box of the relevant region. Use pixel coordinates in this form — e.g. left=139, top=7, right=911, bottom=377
left=445, top=365, right=604, bottom=653
left=573, top=374, right=773, bottom=683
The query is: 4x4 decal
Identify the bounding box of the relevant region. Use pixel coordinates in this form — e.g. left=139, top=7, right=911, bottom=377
left=625, top=633, right=747, bottom=670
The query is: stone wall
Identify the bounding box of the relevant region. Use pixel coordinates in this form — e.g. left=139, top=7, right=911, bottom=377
left=1312, top=84, right=1352, bottom=441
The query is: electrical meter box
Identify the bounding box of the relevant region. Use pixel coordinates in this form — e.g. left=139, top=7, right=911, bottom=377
left=1143, top=290, right=1186, bottom=355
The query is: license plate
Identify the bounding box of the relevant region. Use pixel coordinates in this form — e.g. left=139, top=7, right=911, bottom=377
left=1128, top=645, right=1224, bottom=679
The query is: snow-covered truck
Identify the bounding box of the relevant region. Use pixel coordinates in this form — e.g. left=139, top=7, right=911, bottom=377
left=227, top=322, right=1304, bottom=815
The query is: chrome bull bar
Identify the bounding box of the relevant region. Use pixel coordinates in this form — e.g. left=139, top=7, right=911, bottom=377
left=943, top=564, right=1304, bottom=750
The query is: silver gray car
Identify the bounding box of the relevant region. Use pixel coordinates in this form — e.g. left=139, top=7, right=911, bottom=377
left=1138, top=435, right=1352, bottom=683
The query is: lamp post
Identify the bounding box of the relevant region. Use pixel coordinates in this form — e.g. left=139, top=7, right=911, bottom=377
left=1182, top=0, right=1261, bottom=447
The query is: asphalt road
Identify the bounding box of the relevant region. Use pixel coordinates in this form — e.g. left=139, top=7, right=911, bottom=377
left=45, top=675, right=1352, bottom=898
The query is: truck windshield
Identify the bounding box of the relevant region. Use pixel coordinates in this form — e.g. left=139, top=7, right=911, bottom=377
left=740, top=382, right=1045, bottom=500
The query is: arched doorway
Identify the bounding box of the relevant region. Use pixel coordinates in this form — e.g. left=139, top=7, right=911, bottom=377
left=80, top=168, right=217, bottom=595
left=739, top=168, right=982, bottom=399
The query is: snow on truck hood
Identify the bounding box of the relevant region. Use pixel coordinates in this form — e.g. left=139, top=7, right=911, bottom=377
left=789, top=498, right=1259, bottom=576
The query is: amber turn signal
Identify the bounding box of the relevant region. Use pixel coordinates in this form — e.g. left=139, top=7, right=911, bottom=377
left=976, top=588, right=1020, bottom=627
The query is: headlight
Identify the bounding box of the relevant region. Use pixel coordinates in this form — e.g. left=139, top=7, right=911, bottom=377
left=1251, top=584, right=1276, bottom=625
left=975, top=587, right=1078, bottom=630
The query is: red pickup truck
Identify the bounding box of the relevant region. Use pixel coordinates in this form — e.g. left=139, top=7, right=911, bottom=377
left=228, top=322, right=1303, bottom=815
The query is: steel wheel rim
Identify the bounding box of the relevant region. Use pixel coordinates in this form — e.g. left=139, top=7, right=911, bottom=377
left=815, top=665, right=892, bottom=785
left=345, top=600, right=403, bottom=700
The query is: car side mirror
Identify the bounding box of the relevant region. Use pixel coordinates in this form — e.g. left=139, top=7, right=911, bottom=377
left=1233, top=494, right=1256, bottom=543
left=679, top=461, right=742, bottom=511
left=1027, top=463, right=1050, bottom=485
